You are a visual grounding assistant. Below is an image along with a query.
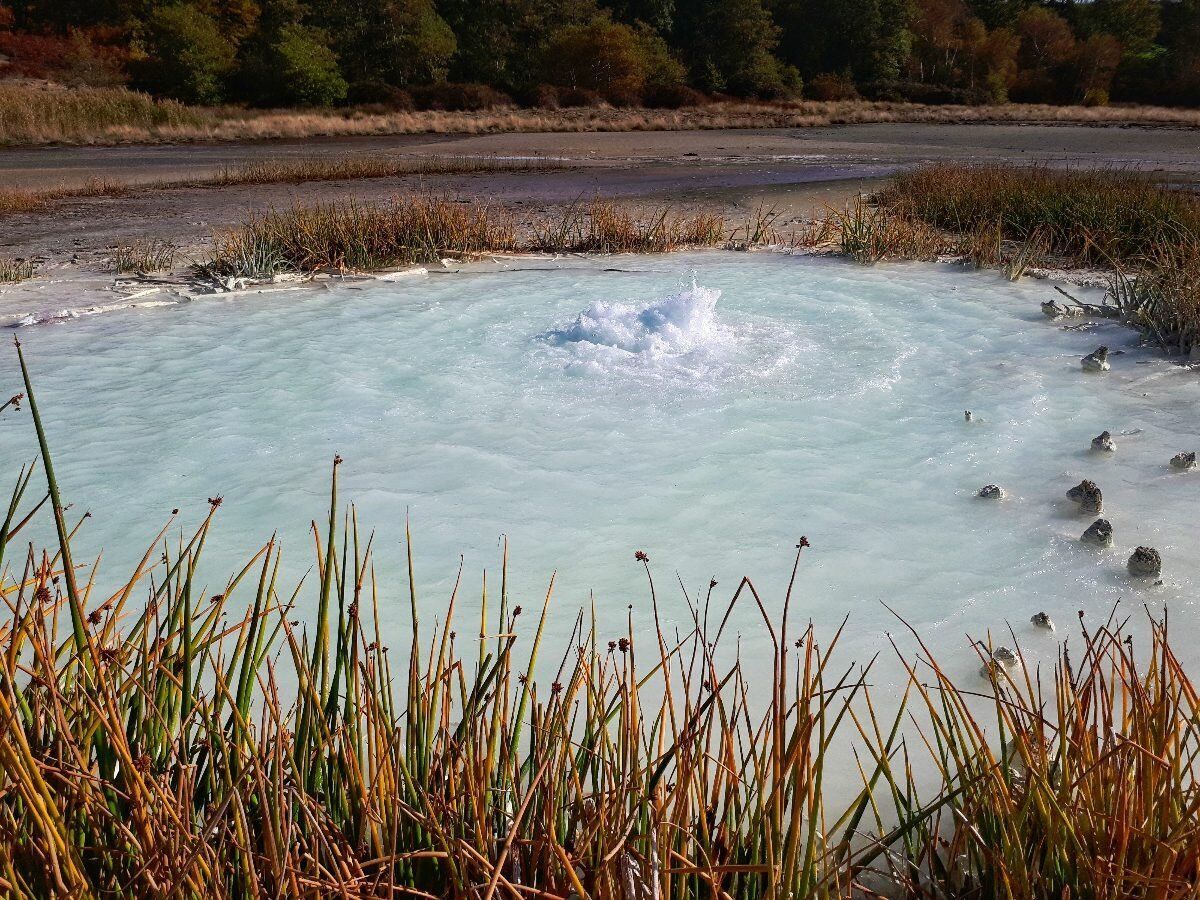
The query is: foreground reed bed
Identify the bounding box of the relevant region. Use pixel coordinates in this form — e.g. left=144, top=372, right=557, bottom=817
left=800, top=166, right=1200, bottom=358
left=2, top=347, right=1198, bottom=897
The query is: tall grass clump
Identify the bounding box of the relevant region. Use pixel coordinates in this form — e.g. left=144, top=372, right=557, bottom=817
left=803, top=198, right=948, bottom=264
left=2, top=348, right=1199, bottom=896
left=204, top=196, right=518, bottom=276
left=803, top=165, right=1200, bottom=357
left=0, top=84, right=205, bottom=145
left=0, top=258, right=36, bottom=282
left=530, top=198, right=725, bottom=253
left=876, top=164, right=1200, bottom=268
left=889, top=610, right=1200, bottom=896
left=206, top=197, right=727, bottom=277
left=111, top=238, right=178, bottom=273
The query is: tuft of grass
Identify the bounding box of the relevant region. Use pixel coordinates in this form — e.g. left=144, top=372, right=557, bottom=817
left=875, top=163, right=1200, bottom=268
left=725, top=201, right=783, bottom=251
left=111, top=238, right=178, bottom=274
left=529, top=198, right=725, bottom=254
left=1, top=356, right=1198, bottom=896
left=203, top=196, right=519, bottom=276
left=810, top=198, right=948, bottom=264
left=886, top=608, right=1200, bottom=896
left=800, top=165, right=1200, bottom=357
left=205, top=154, right=558, bottom=187
left=0, top=258, right=37, bottom=283
left=205, top=196, right=729, bottom=276
left=0, top=177, right=128, bottom=216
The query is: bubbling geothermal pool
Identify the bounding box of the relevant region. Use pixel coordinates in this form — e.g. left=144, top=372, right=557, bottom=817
left=1, top=252, right=1196, bottom=681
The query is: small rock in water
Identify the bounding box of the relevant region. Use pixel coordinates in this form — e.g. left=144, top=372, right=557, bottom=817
left=977, top=484, right=1004, bottom=500
left=1080, top=518, right=1114, bottom=547
left=964, top=410, right=973, bottom=423
left=1081, top=346, right=1110, bottom=372
left=980, top=646, right=1019, bottom=679
left=992, top=646, right=1019, bottom=667
left=1127, top=546, right=1162, bottom=578
left=1169, top=451, right=1196, bottom=471
left=1065, top=479, right=1103, bottom=515
left=1030, top=612, right=1054, bottom=630
left=1090, top=431, right=1115, bottom=453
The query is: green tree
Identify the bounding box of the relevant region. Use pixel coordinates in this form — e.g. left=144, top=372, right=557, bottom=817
left=194, top=0, right=261, bottom=44
left=242, top=23, right=347, bottom=106
left=437, top=0, right=597, bottom=92
left=1079, top=0, right=1161, bottom=62
left=541, top=14, right=684, bottom=103
left=773, top=0, right=912, bottom=84
left=674, top=0, right=800, bottom=97
left=603, top=0, right=675, bottom=32
left=964, top=0, right=1030, bottom=29
left=135, top=3, right=236, bottom=103
left=326, top=0, right=455, bottom=87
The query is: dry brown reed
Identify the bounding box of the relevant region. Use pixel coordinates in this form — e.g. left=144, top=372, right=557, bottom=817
left=0, top=258, right=36, bottom=282
left=205, top=196, right=729, bottom=276
left=799, top=165, right=1200, bottom=357
left=5, top=83, right=1200, bottom=148
left=529, top=198, right=725, bottom=254
left=205, top=196, right=519, bottom=276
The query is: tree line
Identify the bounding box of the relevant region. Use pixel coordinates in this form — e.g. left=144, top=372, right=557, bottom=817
left=1, top=0, right=1197, bottom=109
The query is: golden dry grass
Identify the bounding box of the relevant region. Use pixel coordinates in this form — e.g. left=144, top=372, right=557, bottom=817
left=202, top=196, right=729, bottom=277
left=797, top=165, right=1200, bottom=357
left=4, top=82, right=1200, bottom=147
left=0, top=258, right=36, bottom=282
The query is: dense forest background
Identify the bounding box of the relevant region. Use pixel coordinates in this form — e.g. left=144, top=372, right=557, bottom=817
left=1, top=0, right=1198, bottom=109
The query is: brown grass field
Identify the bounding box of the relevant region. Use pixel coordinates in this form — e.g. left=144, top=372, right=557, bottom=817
left=3, top=82, right=1200, bottom=148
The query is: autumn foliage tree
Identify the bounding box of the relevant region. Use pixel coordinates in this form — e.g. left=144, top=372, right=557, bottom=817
left=0, top=0, right=1197, bottom=108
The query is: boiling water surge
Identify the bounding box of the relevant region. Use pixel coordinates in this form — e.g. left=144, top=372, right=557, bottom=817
left=541, top=279, right=729, bottom=372
left=1, top=252, right=1197, bottom=693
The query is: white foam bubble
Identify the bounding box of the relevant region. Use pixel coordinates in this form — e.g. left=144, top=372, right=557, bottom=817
left=540, top=280, right=730, bottom=374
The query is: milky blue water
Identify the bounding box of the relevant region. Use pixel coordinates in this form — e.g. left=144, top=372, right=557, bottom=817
left=1, top=252, right=1197, bottom=684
